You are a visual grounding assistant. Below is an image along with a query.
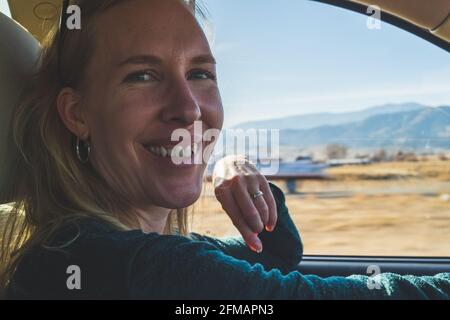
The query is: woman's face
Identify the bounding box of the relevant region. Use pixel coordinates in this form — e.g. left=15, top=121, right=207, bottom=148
left=80, top=0, right=223, bottom=209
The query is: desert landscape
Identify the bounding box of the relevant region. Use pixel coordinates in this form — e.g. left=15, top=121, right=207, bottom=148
left=191, top=157, right=450, bottom=257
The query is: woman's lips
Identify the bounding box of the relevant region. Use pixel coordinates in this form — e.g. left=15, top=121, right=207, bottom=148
left=140, top=142, right=204, bottom=167
left=143, top=142, right=198, bottom=158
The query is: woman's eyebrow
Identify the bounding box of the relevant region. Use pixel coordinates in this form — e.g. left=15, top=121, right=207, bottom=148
left=117, top=54, right=163, bottom=67
left=190, top=54, right=216, bottom=65
left=117, top=54, right=216, bottom=67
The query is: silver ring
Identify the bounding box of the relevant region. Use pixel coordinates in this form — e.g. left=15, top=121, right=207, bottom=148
left=251, top=190, right=264, bottom=199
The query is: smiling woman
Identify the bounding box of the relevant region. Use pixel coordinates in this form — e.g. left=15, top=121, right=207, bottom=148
left=0, top=0, right=282, bottom=299
left=0, top=0, right=449, bottom=300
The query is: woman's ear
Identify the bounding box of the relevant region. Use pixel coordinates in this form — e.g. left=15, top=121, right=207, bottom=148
left=57, top=87, right=89, bottom=139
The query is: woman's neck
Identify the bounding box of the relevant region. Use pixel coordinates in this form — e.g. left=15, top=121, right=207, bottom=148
left=133, top=206, right=171, bottom=234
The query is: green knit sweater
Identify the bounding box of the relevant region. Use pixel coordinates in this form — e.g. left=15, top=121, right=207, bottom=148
left=8, top=182, right=450, bottom=299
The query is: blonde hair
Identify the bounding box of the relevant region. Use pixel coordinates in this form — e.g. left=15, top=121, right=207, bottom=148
left=0, top=0, right=206, bottom=298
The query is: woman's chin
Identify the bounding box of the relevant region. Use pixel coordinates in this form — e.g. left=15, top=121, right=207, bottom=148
left=151, top=181, right=202, bottom=209
left=158, top=192, right=200, bottom=209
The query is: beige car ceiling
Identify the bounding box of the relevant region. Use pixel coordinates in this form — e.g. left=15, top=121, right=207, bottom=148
left=353, top=0, right=450, bottom=42
left=6, top=0, right=197, bottom=43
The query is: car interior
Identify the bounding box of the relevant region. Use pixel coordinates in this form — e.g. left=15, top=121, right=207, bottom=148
left=0, top=0, right=449, bottom=280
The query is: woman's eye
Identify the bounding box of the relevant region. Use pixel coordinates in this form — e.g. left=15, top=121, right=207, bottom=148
left=188, top=70, right=217, bottom=81
left=123, top=71, right=157, bottom=83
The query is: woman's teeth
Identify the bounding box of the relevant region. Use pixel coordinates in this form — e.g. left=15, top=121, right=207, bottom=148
left=145, top=143, right=198, bottom=158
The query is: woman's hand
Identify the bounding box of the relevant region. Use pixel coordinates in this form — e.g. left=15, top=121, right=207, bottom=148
left=212, top=155, right=278, bottom=253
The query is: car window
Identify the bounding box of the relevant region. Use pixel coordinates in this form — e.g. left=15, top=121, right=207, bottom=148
left=193, top=0, right=450, bottom=257
left=0, top=0, right=11, bottom=17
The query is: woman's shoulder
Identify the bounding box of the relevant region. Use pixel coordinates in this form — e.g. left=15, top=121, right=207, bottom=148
left=8, top=216, right=208, bottom=299
left=17, top=216, right=202, bottom=267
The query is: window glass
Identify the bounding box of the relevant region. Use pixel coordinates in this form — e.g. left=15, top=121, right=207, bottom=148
left=0, top=0, right=11, bottom=18
left=193, top=0, right=450, bottom=257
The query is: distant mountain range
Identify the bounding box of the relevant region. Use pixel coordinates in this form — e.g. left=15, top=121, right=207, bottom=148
left=232, top=102, right=427, bottom=130
left=232, top=103, right=450, bottom=150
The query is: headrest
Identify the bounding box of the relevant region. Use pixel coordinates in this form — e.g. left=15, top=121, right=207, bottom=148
left=0, top=12, right=41, bottom=203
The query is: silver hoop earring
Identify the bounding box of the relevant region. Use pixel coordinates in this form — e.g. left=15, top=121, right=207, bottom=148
left=76, top=137, right=91, bottom=163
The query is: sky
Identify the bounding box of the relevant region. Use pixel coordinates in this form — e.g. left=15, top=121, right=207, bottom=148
left=2, top=0, right=449, bottom=128
left=202, top=0, right=450, bottom=127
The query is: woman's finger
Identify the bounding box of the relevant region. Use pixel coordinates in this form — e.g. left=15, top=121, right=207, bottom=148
left=215, top=185, right=263, bottom=252
left=233, top=161, right=269, bottom=227
left=230, top=175, right=264, bottom=234
left=252, top=191, right=269, bottom=227
left=259, top=177, right=278, bottom=231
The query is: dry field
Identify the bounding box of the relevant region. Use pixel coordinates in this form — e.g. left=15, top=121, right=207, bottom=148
left=191, top=159, right=450, bottom=257
left=1, top=159, right=448, bottom=257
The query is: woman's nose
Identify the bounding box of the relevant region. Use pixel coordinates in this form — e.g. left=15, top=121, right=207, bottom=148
left=161, top=77, right=202, bottom=126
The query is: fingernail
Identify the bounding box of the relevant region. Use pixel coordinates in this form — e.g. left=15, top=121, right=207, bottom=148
left=265, top=225, right=274, bottom=232
left=251, top=245, right=262, bottom=253
left=254, top=237, right=263, bottom=253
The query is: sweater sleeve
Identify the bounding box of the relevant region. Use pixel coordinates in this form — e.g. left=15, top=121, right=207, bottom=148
left=189, top=181, right=303, bottom=273
left=9, top=218, right=450, bottom=299
left=129, top=234, right=450, bottom=300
